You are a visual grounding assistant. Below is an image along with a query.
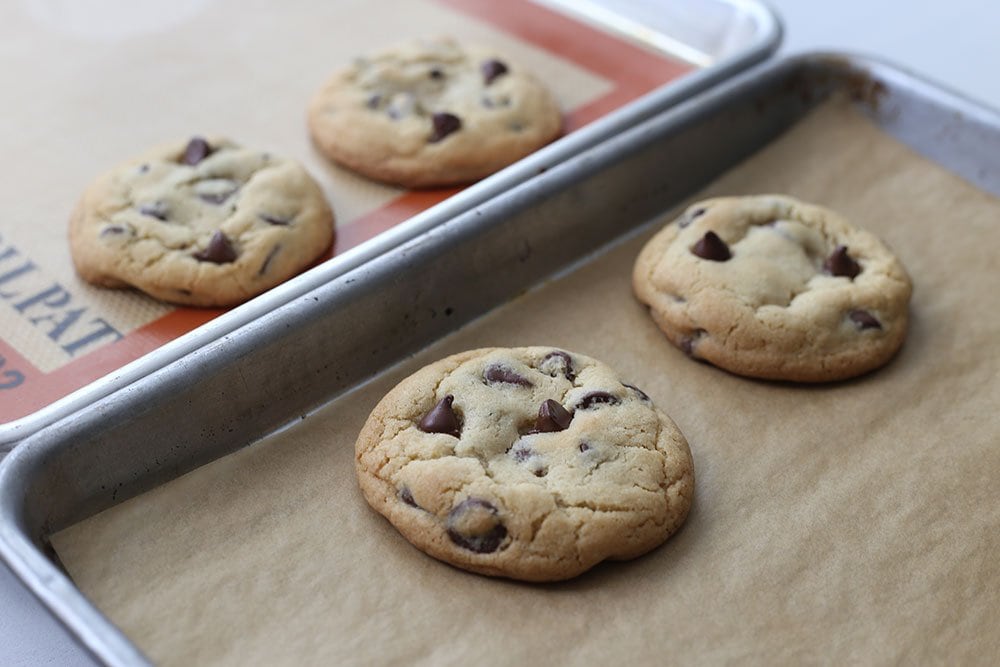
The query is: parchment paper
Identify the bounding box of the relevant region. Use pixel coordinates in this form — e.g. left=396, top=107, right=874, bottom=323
left=53, top=99, right=1000, bottom=665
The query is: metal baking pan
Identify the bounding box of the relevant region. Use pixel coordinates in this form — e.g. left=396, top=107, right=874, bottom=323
left=4, top=52, right=1000, bottom=665
left=0, top=0, right=781, bottom=449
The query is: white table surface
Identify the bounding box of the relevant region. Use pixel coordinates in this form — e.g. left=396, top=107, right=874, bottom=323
left=2, top=1, right=997, bottom=664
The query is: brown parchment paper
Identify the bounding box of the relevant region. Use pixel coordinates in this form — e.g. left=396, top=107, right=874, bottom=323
left=53, top=99, right=1000, bottom=665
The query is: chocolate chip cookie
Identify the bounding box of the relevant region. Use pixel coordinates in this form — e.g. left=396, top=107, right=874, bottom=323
left=633, top=195, right=913, bottom=382
left=355, top=347, right=694, bottom=582
left=69, top=137, right=334, bottom=307
left=308, top=38, right=562, bottom=188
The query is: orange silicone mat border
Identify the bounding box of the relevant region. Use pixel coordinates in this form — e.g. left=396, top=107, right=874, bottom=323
left=0, top=0, right=691, bottom=422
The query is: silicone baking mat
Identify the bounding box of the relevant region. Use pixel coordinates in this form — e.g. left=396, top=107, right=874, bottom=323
left=0, top=0, right=690, bottom=422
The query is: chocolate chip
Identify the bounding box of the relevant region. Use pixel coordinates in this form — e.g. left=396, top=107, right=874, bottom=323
left=481, top=59, right=509, bottom=85
left=509, top=441, right=533, bottom=463
left=622, top=383, right=650, bottom=402
left=681, top=338, right=696, bottom=356
left=679, top=207, right=706, bottom=228
left=193, top=230, right=237, bottom=264
left=680, top=329, right=706, bottom=357
left=576, top=391, right=620, bottom=410
left=539, top=350, right=575, bottom=381
left=533, top=399, right=572, bottom=433
left=849, top=309, right=882, bottom=330
left=258, top=245, right=280, bottom=276
left=138, top=163, right=150, bottom=174
left=198, top=191, right=235, bottom=205
left=181, top=137, right=212, bottom=166
left=366, top=94, right=382, bottom=109
left=484, top=364, right=532, bottom=387
left=429, top=68, right=444, bottom=80
left=429, top=112, right=461, bottom=143
left=400, top=487, right=418, bottom=508
left=258, top=213, right=290, bottom=226
left=100, top=224, right=130, bottom=237
left=138, top=201, right=169, bottom=221
left=691, top=231, right=731, bottom=261
left=417, top=395, right=461, bottom=436
left=579, top=442, right=591, bottom=452
left=192, top=231, right=237, bottom=263
left=446, top=498, right=507, bottom=553
left=533, top=468, right=547, bottom=478
left=824, top=245, right=862, bottom=279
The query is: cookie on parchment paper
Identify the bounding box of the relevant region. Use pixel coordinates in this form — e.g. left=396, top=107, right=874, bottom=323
left=308, top=38, right=562, bottom=188
left=69, top=137, right=334, bottom=307
left=355, top=347, right=694, bottom=582
left=632, top=195, right=913, bottom=382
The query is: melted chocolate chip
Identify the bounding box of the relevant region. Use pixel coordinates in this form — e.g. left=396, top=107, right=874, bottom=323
left=539, top=350, right=575, bottom=381
left=138, top=201, right=169, bottom=221
left=510, top=441, right=533, bottom=463
left=622, top=383, right=650, bottom=402
left=691, top=231, right=731, bottom=261
left=678, top=207, right=706, bottom=228
left=576, top=391, right=620, bottom=410
left=400, top=487, right=418, bottom=508
left=849, top=309, right=882, bottom=330
left=181, top=137, right=212, bottom=166
left=100, top=224, right=129, bottom=237
left=481, top=59, right=509, bottom=85
left=680, top=329, right=706, bottom=357
left=258, top=213, right=290, bottom=226
left=192, top=231, right=237, bottom=264
left=429, top=112, right=462, bottom=143
left=418, top=395, right=461, bottom=436
left=258, top=245, right=280, bottom=276
left=484, top=364, right=532, bottom=387
left=198, top=190, right=235, bottom=205
left=533, top=399, right=572, bottom=433
left=824, top=245, right=862, bottom=279
left=446, top=498, right=507, bottom=554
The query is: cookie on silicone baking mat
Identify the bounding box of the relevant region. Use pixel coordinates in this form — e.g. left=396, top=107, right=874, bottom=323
left=308, top=38, right=562, bottom=188
left=632, top=195, right=913, bottom=382
left=355, top=347, right=694, bottom=582
left=69, top=137, right=334, bottom=307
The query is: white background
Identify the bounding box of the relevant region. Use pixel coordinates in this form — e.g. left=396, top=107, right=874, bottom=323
left=2, top=1, right=997, bottom=664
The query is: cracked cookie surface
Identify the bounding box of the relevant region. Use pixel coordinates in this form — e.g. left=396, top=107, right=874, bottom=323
left=355, top=347, right=694, bottom=582
left=69, top=137, right=334, bottom=307
left=308, top=38, right=562, bottom=188
left=633, top=195, right=913, bottom=382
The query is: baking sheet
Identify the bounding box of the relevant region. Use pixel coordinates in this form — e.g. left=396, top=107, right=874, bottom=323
left=1, top=0, right=699, bottom=423
left=52, top=98, right=1000, bottom=664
